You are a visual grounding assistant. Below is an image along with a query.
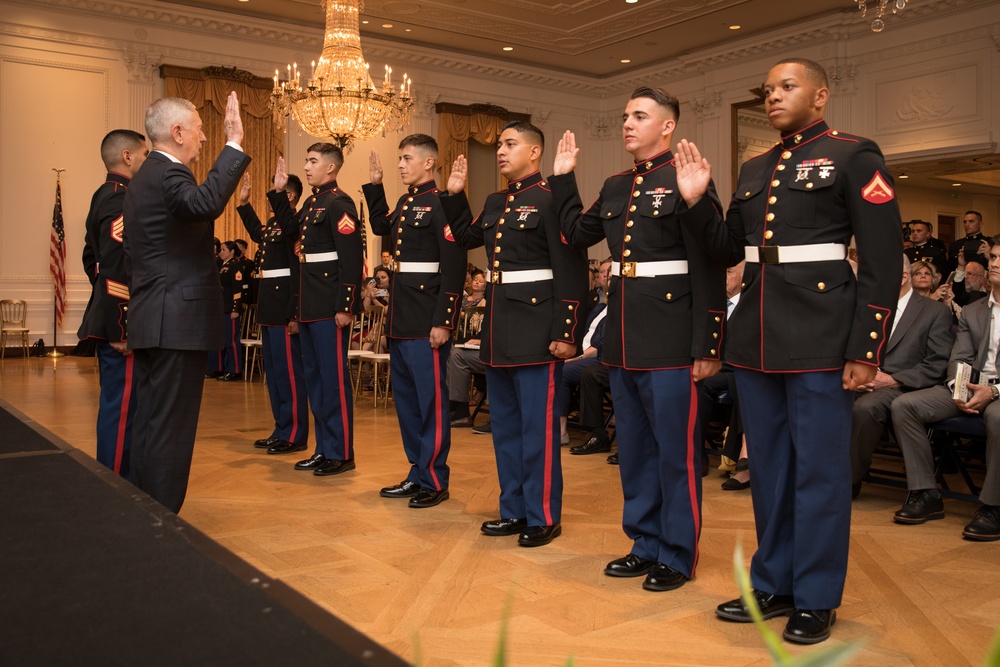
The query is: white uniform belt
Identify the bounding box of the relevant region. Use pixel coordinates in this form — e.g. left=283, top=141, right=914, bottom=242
left=395, top=261, right=440, bottom=273
left=260, top=268, right=291, bottom=278
left=611, top=260, right=688, bottom=278
left=299, top=251, right=339, bottom=263
left=745, top=243, right=846, bottom=264
left=487, top=268, right=553, bottom=285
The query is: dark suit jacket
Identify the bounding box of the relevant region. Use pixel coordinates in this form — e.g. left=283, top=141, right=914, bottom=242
left=882, top=292, right=953, bottom=390
left=948, top=294, right=995, bottom=378
left=123, top=146, right=250, bottom=350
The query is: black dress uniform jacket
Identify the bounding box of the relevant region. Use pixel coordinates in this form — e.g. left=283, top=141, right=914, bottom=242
left=682, top=120, right=902, bottom=371
left=549, top=150, right=726, bottom=370
left=440, top=172, right=588, bottom=366
left=362, top=180, right=467, bottom=338
left=79, top=172, right=131, bottom=343
left=267, top=182, right=364, bottom=322
left=237, top=203, right=299, bottom=326
left=218, top=257, right=242, bottom=315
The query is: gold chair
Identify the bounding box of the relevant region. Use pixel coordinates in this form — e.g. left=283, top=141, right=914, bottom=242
left=348, top=305, right=377, bottom=394
left=354, top=304, right=391, bottom=407
left=240, top=304, right=264, bottom=382
left=0, top=299, right=30, bottom=360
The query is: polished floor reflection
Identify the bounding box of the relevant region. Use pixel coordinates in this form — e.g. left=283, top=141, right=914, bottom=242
left=1, top=355, right=995, bottom=666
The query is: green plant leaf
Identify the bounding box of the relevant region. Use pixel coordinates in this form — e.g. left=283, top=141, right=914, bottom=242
left=734, top=541, right=792, bottom=663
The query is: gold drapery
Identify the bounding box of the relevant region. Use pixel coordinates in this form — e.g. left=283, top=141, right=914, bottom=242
left=436, top=103, right=531, bottom=189
left=161, top=65, right=283, bottom=258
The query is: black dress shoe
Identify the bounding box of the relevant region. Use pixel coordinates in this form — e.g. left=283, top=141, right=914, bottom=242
left=205, top=371, right=224, bottom=379
left=294, top=453, right=326, bottom=470
left=254, top=436, right=279, bottom=449
left=408, top=488, right=449, bottom=508
left=218, top=372, right=242, bottom=382
left=267, top=440, right=307, bottom=455
left=314, top=458, right=356, bottom=476
left=570, top=435, right=611, bottom=455
left=607, top=452, right=619, bottom=465
left=716, top=590, right=796, bottom=622
left=472, top=421, right=492, bottom=435
left=481, top=517, right=527, bottom=536
left=894, top=489, right=944, bottom=524
left=963, top=505, right=1000, bottom=541
left=783, top=609, right=836, bottom=644
left=518, top=524, right=561, bottom=547
left=642, top=563, right=687, bottom=592
left=721, top=476, right=751, bottom=491
left=851, top=482, right=863, bottom=500
left=380, top=480, right=420, bottom=498
left=604, top=553, right=656, bottom=578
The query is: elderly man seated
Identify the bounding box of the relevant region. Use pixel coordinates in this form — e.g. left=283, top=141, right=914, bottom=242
left=850, top=256, right=953, bottom=498
left=889, top=237, right=1000, bottom=540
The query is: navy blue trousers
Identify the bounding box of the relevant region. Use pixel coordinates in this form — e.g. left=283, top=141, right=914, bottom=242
left=389, top=337, right=451, bottom=491
left=299, top=319, right=353, bottom=461
left=95, top=341, right=138, bottom=477
left=261, top=325, right=309, bottom=444
left=484, top=362, right=563, bottom=527
left=734, top=368, right=853, bottom=610
left=556, top=356, right=602, bottom=417
left=610, top=366, right=701, bottom=578
left=206, top=314, right=241, bottom=374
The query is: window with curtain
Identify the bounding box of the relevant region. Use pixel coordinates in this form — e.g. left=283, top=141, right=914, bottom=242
left=160, top=65, right=283, bottom=258
left=435, top=102, right=531, bottom=193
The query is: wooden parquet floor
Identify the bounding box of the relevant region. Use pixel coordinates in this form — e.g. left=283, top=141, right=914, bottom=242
left=2, top=356, right=997, bottom=666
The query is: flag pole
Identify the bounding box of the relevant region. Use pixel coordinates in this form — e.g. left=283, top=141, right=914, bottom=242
left=46, top=168, right=66, bottom=358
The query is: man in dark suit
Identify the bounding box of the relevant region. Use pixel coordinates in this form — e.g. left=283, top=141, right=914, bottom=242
left=123, top=92, right=251, bottom=513
left=78, top=129, right=149, bottom=477
left=851, top=257, right=954, bottom=497
left=890, top=237, right=1000, bottom=541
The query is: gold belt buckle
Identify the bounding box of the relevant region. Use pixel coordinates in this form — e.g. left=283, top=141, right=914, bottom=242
left=299, top=253, right=307, bottom=264
left=391, top=260, right=400, bottom=272
left=757, top=246, right=780, bottom=264
left=620, top=261, right=637, bottom=278
left=491, top=271, right=502, bottom=285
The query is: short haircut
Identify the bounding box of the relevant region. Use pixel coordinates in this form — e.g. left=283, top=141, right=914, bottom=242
left=399, top=133, right=438, bottom=156
left=286, top=174, right=303, bottom=200
left=909, top=220, right=932, bottom=232
left=234, top=239, right=248, bottom=252
left=502, top=120, right=545, bottom=151
left=307, top=142, right=344, bottom=168
left=630, top=86, right=680, bottom=122
left=902, top=254, right=910, bottom=275
left=967, top=210, right=984, bottom=222
left=100, top=130, right=146, bottom=169
left=773, top=58, right=829, bottom=88
left=145, top=97, right=196, bottom=144
left=966, top=256, right=987, bottom=273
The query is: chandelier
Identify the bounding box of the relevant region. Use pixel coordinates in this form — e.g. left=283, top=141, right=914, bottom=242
left=271, top=0, right=412, bottom=151
left=858, top=0, right=909, bottom=33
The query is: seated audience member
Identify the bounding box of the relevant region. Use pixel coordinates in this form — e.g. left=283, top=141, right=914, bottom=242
left=904, top=220, right=947, bottom=277
left=570, top=362, right=613, bottom=456
left=953, top=253, right=989, bottom=308
left=448, top=307, right=487, bottom=427
left=463, top=270, right=486, bottom=309
left=697, top=262, right=746, bottom=486
left=850, top=257, right=954, bottom=498
left=909, top=260, right=946, bottom=300
left=559, top=259, right=611, bottom=444
left=889, top=237, right=1000, bottom=540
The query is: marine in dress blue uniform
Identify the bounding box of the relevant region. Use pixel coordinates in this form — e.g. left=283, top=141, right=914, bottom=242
left=549, top=87, right=726, bottom=591
left=677, top=58, right=902, bottom=643
left=237, top=173, right=309, bottom=454
left=362, top=134, right=467, bottom=508
left=212, top=242, right=243, bottom=379
left=267, top=144, right=364, bottom=477
left=78, top=129, right=148, bottom=477
left=442, top=121, right=588, bottom=547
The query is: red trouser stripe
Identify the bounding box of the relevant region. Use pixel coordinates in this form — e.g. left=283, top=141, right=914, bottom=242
left=284, top=329, right=302, bottom=442
left=113, top=353, right=135, bottom=474
left=542, top=362, right=556, bottom=526
left=337, top=324, right=350, bottom=459
left=428, top=345, right=443, bottom=490
left=685, top=370, right=701, bottom=574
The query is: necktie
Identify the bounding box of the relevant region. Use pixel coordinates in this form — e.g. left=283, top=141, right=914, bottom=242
left=726, top=299, right=734, bottom=320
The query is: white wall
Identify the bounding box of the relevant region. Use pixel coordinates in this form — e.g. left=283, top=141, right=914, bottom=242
left=1, top=0, right=998, bottom=341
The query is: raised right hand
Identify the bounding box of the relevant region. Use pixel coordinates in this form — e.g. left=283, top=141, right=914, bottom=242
left=369, top=148, right=383, bottom=185
left=447, top=155, right=468, bottom=194
left=552, top=131, right=579, bottom=176
left=675, top=139, right=712, bottom=207
left=238, top=173, right=251, bottom=205
left=223, top=91, right=244, bottom=146
left=273, top=156, right=287, bottom=191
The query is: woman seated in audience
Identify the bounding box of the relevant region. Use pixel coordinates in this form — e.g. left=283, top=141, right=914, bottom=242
left=910, top=259, right=957, bottom=311
left=357, top=267, right=390, bottom=353
left=462, top=270, right=486, bottom=309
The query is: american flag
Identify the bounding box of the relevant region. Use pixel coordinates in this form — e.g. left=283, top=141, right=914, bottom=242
left=49, top=179, right=67, bottom=326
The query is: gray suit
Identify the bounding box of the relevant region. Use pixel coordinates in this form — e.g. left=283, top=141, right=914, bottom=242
left=890, top=295, right=1000, bottom=505
left=124, top=145, right=251, bottom=512
left=851, top=292, right=953, bottom=485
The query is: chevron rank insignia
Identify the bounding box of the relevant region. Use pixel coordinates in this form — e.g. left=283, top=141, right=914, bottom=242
left=111, top=214, right=124, bottom=243
left=862, top=172, right=894, bottom=204
left=337, top=214, right=356, bottom=234
left=444, top=224, right=455, bottom=242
